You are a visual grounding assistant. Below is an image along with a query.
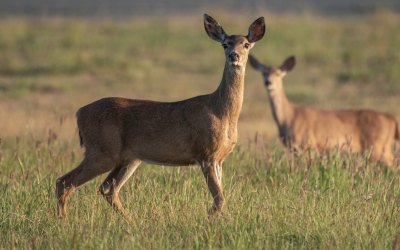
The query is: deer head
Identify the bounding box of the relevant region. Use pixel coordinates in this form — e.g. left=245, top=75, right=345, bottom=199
left=204, top=14, right=265, bottom=69
left=249, top=55, right=296, bottom=91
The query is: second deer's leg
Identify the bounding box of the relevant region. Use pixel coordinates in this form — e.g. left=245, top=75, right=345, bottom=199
left=201, top=161, right=225, bottom=213
left=368, top=144, right=384, bottom=164
left=384, top=153, right=394, bottom=167
left=381, top=145, right=394, bottom=167
left=98, top=159, right=142, bottom=222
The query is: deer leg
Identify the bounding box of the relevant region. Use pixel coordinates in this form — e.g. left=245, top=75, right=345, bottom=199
left=98, top=159, right=141, bottom=222
left=201, top=161, right=225, bottom=214
left=368, top=145, right=394, bottom=167
left=56, top=156, right=117, bottom=220
left=385, top=153, right=394, bottom=167
left=382, top=146, right=394, bottom=167
left=369, top=145, right=383, bottom=164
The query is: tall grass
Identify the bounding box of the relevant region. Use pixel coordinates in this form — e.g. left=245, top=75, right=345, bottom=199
left=0, top=132, right=399, bottom=249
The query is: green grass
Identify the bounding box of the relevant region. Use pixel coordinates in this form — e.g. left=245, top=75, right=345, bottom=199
left=0, top=134, right=399, bottom=249
left=0, top=10, right=400, bottom=249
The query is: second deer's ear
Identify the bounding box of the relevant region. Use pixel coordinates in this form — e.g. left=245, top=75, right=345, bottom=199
left=281, top=56, right=296, bottom=72
left=248, top=54, right=265, bottom=71
left=204, top=14, right=227, bottom=43
left=247, top=17, right=265, bottom=43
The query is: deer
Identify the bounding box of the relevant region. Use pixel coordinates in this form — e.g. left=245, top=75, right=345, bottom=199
left=56, top=14, right=266, bottom=221
left=248, top=54, right=399, bottom=165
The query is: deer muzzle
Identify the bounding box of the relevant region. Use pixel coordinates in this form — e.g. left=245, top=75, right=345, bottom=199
left=229, top=52, right=240, bottom=65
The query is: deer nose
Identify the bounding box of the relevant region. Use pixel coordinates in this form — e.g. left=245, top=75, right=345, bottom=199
left=229, top=52, right=239, bottom=61
left=265, top=80, right=272, bottom=86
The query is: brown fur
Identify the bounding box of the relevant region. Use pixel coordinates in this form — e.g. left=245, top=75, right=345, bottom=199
left=56, top=14, right=265, bottom=221
left=249, top=55, right=399, bottom=165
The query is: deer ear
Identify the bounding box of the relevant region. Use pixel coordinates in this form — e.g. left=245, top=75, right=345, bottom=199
left=248, top=54, right=265, bottom=71
left=281, top=56, right=296, bottom=72
left=247, top=17, right=265, bottom=43
left=204, top=14, right=227, bottom=43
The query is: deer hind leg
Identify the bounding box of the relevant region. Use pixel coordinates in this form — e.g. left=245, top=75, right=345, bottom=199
left=384, top=153, right=394, bottom=167
left=368, top=144, right=394, bottom=167
left=201, top=161, right=225, bottom=214
left=382, top=145, right=394, bottom=167
left=98, top=159, right=141, bottom=222
left=56, top=155, right=117, bottom=220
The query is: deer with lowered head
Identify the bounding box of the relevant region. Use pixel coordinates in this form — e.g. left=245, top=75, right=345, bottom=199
left=248, top=55, right=399, bottom=165
left=56, top=14, right=266, bottom=221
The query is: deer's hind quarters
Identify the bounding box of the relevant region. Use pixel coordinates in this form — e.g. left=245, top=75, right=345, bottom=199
left=56, top=14, right=265, bottom=221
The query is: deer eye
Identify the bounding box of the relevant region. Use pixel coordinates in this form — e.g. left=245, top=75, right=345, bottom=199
left=222, top=44, right=228, bottom=49
left=244, top=43, right=250, bottom=49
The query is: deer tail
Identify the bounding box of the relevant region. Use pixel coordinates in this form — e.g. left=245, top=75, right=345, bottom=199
left=79, top=130, right=83, bottom=147
left=76, top=108, right=84, bottom=147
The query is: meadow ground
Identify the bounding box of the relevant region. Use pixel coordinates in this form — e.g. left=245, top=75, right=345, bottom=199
left=0, top=10, right=400, bottom=249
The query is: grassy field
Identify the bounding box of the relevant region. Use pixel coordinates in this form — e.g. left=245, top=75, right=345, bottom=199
left=0, top=10, right=400, bottom=249
left=1, top=135, right=400, bottom=249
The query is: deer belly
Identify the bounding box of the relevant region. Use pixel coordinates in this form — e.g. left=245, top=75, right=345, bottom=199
left=142, top=158, right=196, bottom=167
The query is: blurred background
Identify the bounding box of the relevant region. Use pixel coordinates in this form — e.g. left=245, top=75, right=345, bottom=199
left=1, top=0, right=400, bottom=16
left=0, top=0, right=399, bottom=148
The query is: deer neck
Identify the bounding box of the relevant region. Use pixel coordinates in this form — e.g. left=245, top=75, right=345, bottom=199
left=267, top=82, right=294, bottom=129
left=211, top=62, right=245, bottom=124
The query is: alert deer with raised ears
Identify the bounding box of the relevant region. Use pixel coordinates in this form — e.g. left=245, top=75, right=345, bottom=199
left=56, top=14, right=265, bottom=221
left=248, top=55, right=399, bottom=165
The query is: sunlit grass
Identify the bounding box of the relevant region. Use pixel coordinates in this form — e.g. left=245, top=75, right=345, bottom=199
left=0, top=133, right=399, bottom=249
